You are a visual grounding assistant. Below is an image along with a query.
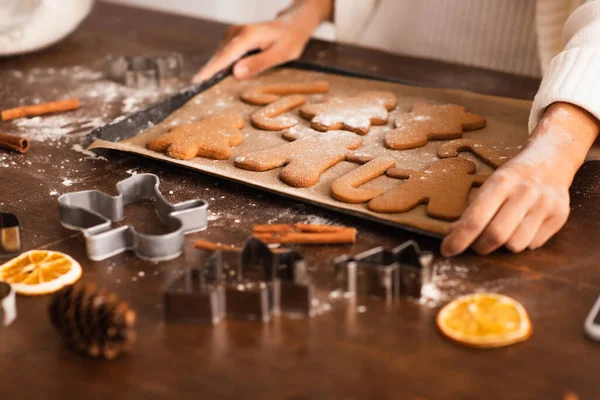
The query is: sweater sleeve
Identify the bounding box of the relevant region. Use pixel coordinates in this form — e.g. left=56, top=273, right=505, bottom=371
left=529, top=0, right=600, bottom=132
left=334, top=0, right=379, bottom=43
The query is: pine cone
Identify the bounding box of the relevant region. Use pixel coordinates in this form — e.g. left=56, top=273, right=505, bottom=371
left=48, top=282, right=136, bottom=360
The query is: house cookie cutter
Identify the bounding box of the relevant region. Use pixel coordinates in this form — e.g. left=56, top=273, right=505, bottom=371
left=164, top=237, right=314, bottom=325
left=0, top=212, right=21, bottom=258
left=0, top=282, right=16, bottom=327
left=57, top=173, right=208, bottom=262
left=334, top=241, right=433, bottom=299
left=105, top=53, right=184, bottom=88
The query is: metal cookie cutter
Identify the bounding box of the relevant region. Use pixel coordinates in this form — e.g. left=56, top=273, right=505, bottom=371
left=0, top=282, right=16, bottom=327
left=0, top=212, right=21, bottom=258
left=164, top=237, right=315, bottom=325
left=334, top=241, right=433, bottom=299
left=57, top=173, right=208, bottom=262
left=105, top=53, right=184, bottom=88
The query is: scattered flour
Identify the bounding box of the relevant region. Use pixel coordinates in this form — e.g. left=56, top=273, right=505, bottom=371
left=302, top=214, right=335, bottom=226
left=62, top=178, right=73, bottom=187
left=71, top=144, right=107, bottom=161
left=4, top=65, right=185, bottom=143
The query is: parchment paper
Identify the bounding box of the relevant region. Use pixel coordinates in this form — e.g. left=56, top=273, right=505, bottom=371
left=89, top=68, right=532, bottom=236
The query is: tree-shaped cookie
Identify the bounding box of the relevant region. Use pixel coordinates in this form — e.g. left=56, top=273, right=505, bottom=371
left=234, top=131, right=363, bottom=188
left=146, top=110, right=244, bottom=160
left=240, top=80, right=330, bottom=105
left=368, top=158, right=489, bottom=221
left=251, top=95, right=306, bottom=131
left=331, top=157, right=396, bottom=203
left=384, top=103, right=486, bottom=150
left=437, top=139, right=509, bottom=168
left=299, top=91, right=398, bottom=135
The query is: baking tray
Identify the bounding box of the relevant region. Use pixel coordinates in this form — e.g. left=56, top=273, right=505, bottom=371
left=88, top=60, right=531, bottom=238
left=89, top=60, right=419, bottom=143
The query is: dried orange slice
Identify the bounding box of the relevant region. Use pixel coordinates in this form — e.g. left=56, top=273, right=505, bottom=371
left=437, top=293, right=532, bottom=348
left=0, top=250, right=82, bottom=296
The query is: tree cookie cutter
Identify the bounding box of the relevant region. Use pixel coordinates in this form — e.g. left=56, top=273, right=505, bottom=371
left=57, top=173, right=208, bottom=262
left=164, top=237, right=314, bottom=325
left=104, top=53, right=184, bottom=88
left=334, top=241, right=433, bottom=299
left=0, top=282, right=16, bottom=327
left=0, top=212, right=21, bottom=259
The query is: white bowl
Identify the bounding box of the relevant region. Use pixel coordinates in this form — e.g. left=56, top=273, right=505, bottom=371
left=0, top=0, right=94, bottom=56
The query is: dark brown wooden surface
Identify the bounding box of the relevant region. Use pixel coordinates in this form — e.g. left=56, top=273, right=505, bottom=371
left=0, top=2, right=599, bottom=399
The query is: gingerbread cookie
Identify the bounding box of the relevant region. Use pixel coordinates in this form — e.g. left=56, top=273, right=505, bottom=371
left=331, top=157, right=396, bottom=204
left=234, top=131, right=363, bottom=188
left=240, top=80, right=330, bottom=105
left=384, top=103, right=486, bottom=150
left=437, top=139, right=509, bottom=168
left=299, top=91, right=398, bottom=135
left=251, top=95, right=305, bottom=131
left=368, top=158, right=489, bottom=221
left=146, top=110, right=244, bottom=160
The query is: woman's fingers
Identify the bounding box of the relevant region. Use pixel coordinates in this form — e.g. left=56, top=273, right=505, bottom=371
left=470, top=186, right=540, bottom=255
left=221, top=25, right=244, bottom=47
left=192, top=26, right=270, bottom=83
left=504, top=197, right=551, bottom=253
left=234, top=42, right=302, bottom=78
left=529, top=201, right=570, bottom=249
left=440, top=173, right=513, bottom=257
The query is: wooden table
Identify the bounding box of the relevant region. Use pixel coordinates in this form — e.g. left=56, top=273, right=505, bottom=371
left=1, top=2, right=599, bottom=399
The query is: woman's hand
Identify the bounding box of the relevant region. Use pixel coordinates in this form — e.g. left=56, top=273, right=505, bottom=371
left=192, top=0, right=332, bottom=83
left=441, top=102, right=600, bottom=257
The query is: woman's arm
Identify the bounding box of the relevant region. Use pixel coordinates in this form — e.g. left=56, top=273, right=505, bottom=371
left=441, top=0, right=600, bottom=256
left=192, top=0, right=333, bottom=82
left=441, top=102, right=599, bottom=257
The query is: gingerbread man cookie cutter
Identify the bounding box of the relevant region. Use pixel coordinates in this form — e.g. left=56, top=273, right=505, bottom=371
left=57, top=174, right=208, bottom=262
left=334, top=241, right=433, bottom=300
left=0, top=282, right=16, bottom=327
left=164, top=237, right=314, bottom=324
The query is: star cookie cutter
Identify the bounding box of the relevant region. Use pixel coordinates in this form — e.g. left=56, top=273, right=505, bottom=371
left=164, top=237, right=314, bottom=325
left=334, top=241, right=433, bottom=299
left=0, top=213, right=21, bottom=259
left=0, top=282, right=16, bottom=327
left=57, top=174, right=208, bottom=262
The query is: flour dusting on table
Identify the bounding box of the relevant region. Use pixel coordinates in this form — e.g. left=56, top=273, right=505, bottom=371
left=1, top=65, right=185, bottom=144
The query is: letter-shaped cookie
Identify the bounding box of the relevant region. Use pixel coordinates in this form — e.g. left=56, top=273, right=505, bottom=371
left=251, top=95, right=306, bottom=131
left=241, top=80, right=330, bottom=105
left=235, top=131, right=363, bottom=188
left=299, top=91, right=398, bottom=135
left=146, top=110, right=244, bottom=160
left=437, top=139, right=509, bottom=168
left=384, top=103, right=486, bottom=150
left=331, top=157, right=396, bottom=203
left=368, top=158, right=489, bottom=221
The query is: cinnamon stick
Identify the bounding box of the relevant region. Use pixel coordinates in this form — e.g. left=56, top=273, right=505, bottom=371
left=194, top=239, right=240, bottom=252
left=292, top=223, right=349, bottom=233
left=1, top=98, right=80, bottom=121
left=253, top=228, right=357, bottom=245
left=253, top=224, right=295, bottom=234
left=252, top=223, right=349, bottom=234
left=0, top=132, right=30, bottom=153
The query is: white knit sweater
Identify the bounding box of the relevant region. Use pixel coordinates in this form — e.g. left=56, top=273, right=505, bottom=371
left=334, top=0, right=600, bottom=133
